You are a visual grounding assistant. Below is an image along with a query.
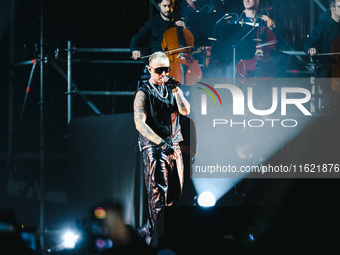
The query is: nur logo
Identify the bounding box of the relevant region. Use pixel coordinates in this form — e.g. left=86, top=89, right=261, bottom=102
left=196, top=82, right=312, bottom=116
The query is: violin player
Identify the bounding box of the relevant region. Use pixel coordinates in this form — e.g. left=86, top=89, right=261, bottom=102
left=304, top=0, right=340, bottom=111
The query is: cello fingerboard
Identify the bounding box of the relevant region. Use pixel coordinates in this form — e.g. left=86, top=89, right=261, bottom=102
left=176, top=27, right=187, bottom=48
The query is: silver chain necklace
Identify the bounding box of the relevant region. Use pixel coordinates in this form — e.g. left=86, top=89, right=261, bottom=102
left=149, top=79, right=168, bottom=100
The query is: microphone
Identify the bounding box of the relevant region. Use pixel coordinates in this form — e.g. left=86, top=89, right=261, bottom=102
left=165, top=76, right=182, bottom=86
left=163, top=76, right=182, bottom=89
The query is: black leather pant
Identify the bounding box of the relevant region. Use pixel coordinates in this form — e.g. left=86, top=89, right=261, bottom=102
left=141, top=144, right=184, bottom=238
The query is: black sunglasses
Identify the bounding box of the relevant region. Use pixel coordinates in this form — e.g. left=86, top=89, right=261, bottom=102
left=149, top=66, right=171, bottom=74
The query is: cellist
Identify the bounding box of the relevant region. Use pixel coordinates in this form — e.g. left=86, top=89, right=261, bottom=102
left=304, top=0, right=340, bottom=111
left=208, top=0, right=276, bottom=79
left=239, top=0, right=275, bottom=30
left=236, top=0, right=276, bottom=62
left=130, top=0, right=186, bottom=61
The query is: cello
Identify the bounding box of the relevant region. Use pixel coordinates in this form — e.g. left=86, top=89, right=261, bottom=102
left=237, top=4, right=277, bottom=85
left=161, top=25, right=202, bottom=85
left=330, top=36, right=340, bottom=94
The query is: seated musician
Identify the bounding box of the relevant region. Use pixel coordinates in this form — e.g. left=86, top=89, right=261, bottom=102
left=208, top=0, right=276, bottom=78
left=304, top=0, right=340, bottom=111
left=130, top=0, right=186, bottom=61
left=235, top=0, right=276, bottom=61
left=238, top=0, right=275, bottom=30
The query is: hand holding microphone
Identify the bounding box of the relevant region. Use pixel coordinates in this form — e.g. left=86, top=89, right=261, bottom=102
left=164, top=76, right=181, bottom=90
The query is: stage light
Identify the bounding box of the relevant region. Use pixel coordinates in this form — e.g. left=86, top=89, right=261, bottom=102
left=197, top=191, right=216, bottom=207
left=61, top=230, right=79, bottom=249
left=95, top=237, right=113, bottom=250
left=94, top=207, right=106, bottom=219
left=249, top=233, right=255, bottom=241
left=192, top=178, right=242, bottom=206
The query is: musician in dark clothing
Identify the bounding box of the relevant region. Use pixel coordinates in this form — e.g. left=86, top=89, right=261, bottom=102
left=208, top=0, right=276, bottom=78
left=238, top=0, right=275, bottom=30
left=304, top=0, right=340, bottom=111
left=133, top=52, right=190, bottom=245
left=233, top=0, right=276, bottom=64
left=130, top=0, right=185, bottom=60
left=305, top=0, right=340, bottom=77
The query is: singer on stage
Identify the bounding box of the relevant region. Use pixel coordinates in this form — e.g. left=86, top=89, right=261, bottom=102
left=133, top=51, right=190, bottom=245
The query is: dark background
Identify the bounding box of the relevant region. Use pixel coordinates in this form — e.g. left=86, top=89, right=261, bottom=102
left=0, top=0, right=339, bottom=252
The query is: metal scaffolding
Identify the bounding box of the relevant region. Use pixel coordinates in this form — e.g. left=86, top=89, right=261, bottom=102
left=65, top=41, right=144, bottom=124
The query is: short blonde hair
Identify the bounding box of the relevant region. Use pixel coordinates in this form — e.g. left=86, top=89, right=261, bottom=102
left=149, top=51, right=169, bottom=65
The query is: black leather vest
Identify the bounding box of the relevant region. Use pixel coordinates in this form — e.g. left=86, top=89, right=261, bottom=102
left=137, top=80, right=183, bottom=148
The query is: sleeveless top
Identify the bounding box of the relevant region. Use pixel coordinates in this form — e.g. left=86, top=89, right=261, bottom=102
left=136, top=80, right=183, bottom=148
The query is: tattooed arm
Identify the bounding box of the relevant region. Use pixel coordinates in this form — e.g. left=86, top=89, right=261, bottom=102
left=134, top=91, right=162, bottom=145
left=172, top=87, right=190, bottom=116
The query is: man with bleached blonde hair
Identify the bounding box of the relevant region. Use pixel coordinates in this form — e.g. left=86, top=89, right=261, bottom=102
left=133, top=52, right=190, bottom=245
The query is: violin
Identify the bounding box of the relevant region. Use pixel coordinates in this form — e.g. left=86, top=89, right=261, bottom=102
left=330, top=36, right=340, bottom=94
left=161, top=25, right=202, bottom=85
left=237, top=3, right=277, bottom=85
